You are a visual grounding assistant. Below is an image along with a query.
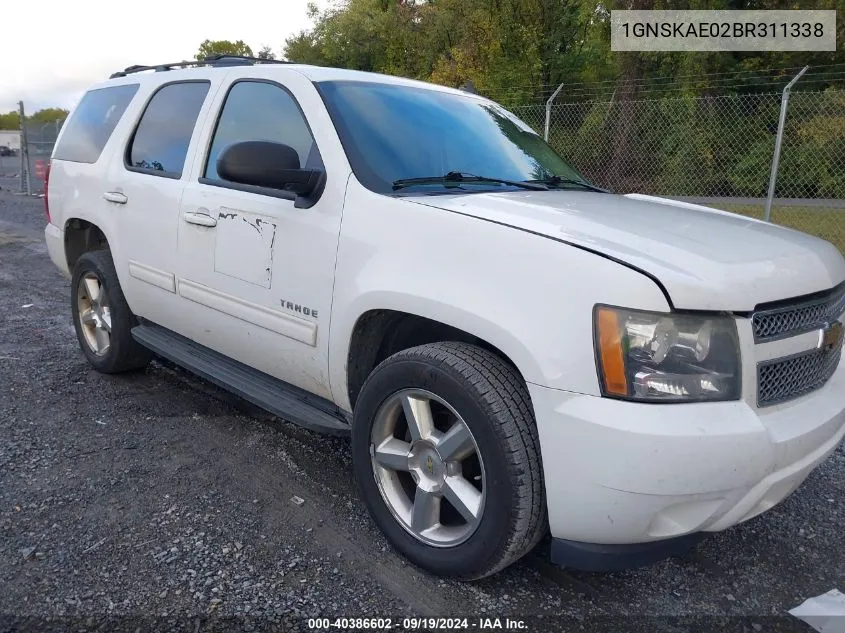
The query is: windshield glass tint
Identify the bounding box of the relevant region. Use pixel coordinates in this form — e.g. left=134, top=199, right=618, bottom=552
left=317, top=80, right=589, bottom=194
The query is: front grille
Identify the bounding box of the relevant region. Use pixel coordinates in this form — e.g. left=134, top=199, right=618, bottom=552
left=757, top=341, right=843, bottom=407
left=753, top=283, right=845, bottom=341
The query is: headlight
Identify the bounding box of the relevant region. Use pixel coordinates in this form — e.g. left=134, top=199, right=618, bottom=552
left=594, top=306, right=741, bottom=402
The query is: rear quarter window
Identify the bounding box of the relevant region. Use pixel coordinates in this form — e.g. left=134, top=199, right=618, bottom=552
left=53, top=84, right=139, bottom=164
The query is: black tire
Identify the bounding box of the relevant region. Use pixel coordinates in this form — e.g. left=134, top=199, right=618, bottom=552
left=351, top=341, right=547, bottom=579
left=70, top=249, right=152, bottom=373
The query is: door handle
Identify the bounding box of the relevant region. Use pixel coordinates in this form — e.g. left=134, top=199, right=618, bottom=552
left=183, top=211, right=217, bottom=227
left=103, top=191, right=128, bottom=204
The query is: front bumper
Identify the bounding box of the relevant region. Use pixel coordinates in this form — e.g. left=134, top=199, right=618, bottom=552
left=550, top=532, right=706, bottom=572
left=528, top=359, right=845, bottom=548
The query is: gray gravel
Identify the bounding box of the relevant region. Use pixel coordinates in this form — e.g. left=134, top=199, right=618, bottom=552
left=0, top=155, right=30, bottom=194
left=1, top=190, right=842, bottom=631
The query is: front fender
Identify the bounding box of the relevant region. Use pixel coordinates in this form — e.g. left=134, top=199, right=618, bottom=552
left=328, top=180, right=670, bottom=410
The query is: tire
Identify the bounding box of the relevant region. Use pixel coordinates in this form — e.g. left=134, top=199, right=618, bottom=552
left=351, top=341, right=547, bottom=579
left=70, top=249, right=152, bottom=373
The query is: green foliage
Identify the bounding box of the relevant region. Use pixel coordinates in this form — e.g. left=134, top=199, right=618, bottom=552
left=28, top=108, right=69, bottom=125
left=195, top=39, right=254, bottom=61
left=283, top=0, right=843, bottom=101
left=0, top=111, right=20, bottom=130
left=0, top=108, right=68, bottom=130
left=655, top=97, right=721, bottom=195
left=777, top=91, right=845, bottom=198
left=283, top=0, right=600, bottom=103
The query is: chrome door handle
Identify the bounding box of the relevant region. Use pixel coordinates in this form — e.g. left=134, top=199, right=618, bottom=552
left=103, top=191, right=128, bottom=204
left=183, top=211, right=217, bottom=227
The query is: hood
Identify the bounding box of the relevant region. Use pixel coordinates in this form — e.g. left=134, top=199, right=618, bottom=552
left=406, top=191, right=845, bottom=311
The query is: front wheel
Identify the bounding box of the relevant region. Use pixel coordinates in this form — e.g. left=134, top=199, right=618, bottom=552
left=351, top=342, right=546, bottom=579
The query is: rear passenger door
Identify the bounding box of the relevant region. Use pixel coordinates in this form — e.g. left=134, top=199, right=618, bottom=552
left=175, top=70, right=348, bottom=401
left=105, top=76, right=220, bottom=327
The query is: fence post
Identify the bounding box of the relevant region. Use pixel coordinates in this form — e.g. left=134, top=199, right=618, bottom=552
left=18, top=101, right=33, bottom=196
left=544, top=83, right=565, bottom=142
left=764, top=66, right=808, bottom=222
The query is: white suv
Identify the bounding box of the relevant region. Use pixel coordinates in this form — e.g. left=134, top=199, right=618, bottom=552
left=44, top=56, right=845, bottom=579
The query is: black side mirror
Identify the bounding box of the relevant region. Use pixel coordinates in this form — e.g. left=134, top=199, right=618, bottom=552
left=217, top=141, right=323, bottom=195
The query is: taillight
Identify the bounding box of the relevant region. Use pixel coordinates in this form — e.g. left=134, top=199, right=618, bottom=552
left=44, top=162, right=51, bottom=223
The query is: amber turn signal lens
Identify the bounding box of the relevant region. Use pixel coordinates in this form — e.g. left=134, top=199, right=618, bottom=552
left=596, top=307, right=628, bottom=396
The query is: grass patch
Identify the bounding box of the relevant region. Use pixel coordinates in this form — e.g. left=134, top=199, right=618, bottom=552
left=715, top=204, right=845, bottom=254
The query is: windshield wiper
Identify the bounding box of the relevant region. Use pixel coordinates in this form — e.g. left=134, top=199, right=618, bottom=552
left=393, top=171, right=548, bottom=191
left=526, top=176, right=609, bottom=193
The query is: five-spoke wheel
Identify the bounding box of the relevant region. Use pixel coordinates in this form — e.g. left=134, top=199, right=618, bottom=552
left=76, top=272, right=112, bottom=356
left=371, top=389, right=486, bottom=547
left=352, top=342, right=546, bottom=579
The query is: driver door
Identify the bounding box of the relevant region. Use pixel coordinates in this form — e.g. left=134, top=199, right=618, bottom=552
left=174, top=74, right=344, bottom=401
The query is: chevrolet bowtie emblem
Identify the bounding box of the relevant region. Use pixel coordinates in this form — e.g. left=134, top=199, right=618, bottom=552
left=426, top=455, right=434, bottom=474
left=820, top=321, right=843, bottom=351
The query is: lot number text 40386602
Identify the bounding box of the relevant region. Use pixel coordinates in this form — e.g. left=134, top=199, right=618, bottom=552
left=307, top=617, right=529, bottom=630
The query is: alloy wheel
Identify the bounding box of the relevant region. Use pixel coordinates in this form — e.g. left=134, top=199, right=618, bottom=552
left=370, top=389, right=486, bottom=547
left=76, top=272, right=112, bottom=356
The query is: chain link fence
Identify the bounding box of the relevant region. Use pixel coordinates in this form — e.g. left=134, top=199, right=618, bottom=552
left=0, top=114, right=64, bottom=196
left=0, top=134, right=23, bottom=193
left=511, top=85, right=845, bottom=253
left=23, top=118, right=64, bottom=194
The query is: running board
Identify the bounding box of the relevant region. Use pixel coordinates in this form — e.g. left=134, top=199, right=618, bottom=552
left=131, top=323, right=350, bottom=435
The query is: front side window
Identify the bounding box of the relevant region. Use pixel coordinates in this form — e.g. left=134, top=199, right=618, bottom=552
left=54, top=84, right=139, bottom=164
left=128, top=81, right=210, bottom=177
left=317, top=80, right=592, bottom=195
left=204, top=81, right=319, bottom=182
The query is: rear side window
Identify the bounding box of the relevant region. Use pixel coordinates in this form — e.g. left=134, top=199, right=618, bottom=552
left=53, top=84, right=139, bottom=164
left=127, top=81, right=210, bottom=177
left=204, top=81, right=319, bottom=182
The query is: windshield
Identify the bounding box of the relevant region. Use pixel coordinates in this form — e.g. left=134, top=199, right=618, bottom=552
left=317, top=80, right=593, bottom=195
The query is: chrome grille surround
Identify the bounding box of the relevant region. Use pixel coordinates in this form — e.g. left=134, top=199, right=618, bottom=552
left=757, top=340, right=843, bottom=407
left=752, top=282, right=845, bottom=342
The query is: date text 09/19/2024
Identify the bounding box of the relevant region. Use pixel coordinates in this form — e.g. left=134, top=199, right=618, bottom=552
left=306, top=617, right=528, bottom=630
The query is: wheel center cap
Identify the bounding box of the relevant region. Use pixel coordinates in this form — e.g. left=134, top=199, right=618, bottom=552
left=408, top=442, right=446, bottom=492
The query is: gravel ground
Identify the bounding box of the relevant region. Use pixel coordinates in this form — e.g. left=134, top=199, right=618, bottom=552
left=1, top=190, right=843, bottom=632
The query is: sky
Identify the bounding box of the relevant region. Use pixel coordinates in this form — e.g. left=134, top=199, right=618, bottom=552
left=0, top=0, right=322, bottom=114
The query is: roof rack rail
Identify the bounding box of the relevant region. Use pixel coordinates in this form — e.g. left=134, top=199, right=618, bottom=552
left=203, top=54, right=290, bottom=66
left=109, top=55, right=290, bottom=79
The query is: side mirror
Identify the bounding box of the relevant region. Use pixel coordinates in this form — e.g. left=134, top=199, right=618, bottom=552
left=217, top=141, right=323, bottom=195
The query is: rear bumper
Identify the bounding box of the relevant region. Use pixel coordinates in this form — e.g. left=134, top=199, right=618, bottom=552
left=528, top=360, right=845, bottom=547
left=44, top=223, right=69, bottom=279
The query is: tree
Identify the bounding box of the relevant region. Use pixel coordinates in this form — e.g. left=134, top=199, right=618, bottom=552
left=0, top=111, right=20, bottom=130
left=257, top=45, right=276, bottom=60
left=282, top=0, right=845, bottom=107
left=28, top=108, right=69, bottom=125
left=0, top=108, right=68, bottom=130
left=607, top=0, right=651, bottom=187
left=283, top=0, right=601, bottom=105
left=283, top=31, right=326, bottom=65
left=195, top=39, right=254, bottom=61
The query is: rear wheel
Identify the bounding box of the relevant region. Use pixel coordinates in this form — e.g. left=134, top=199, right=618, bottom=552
left=351, top=342, right=546, bottom=579
left=71, top=250, right=151, bottom=373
